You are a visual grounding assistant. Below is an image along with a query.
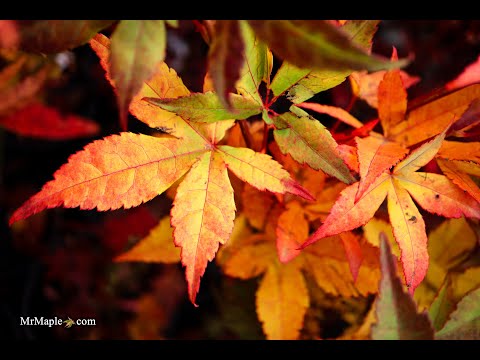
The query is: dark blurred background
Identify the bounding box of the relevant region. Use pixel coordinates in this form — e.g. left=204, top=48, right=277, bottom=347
left=1, top=20, right=480, bottom=340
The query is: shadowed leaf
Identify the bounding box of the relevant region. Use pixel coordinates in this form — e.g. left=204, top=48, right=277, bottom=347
left=115, top=216, right=181, bottom=263
left=208, top=20, right=245, bottom=108
left=371, top=236, right=434, bottom=340
left=0, top=20, right=114, bottom=53
left=247, top=20, right=408, bottom=72
left=110, top=20, right=167, bottom=130
left=436, top=287, right=480, bottom=339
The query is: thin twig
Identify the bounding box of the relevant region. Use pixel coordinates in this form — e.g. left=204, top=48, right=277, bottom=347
left=260, top=122, right=269, bottom=154
left=239, top=121, right=253, bottom=149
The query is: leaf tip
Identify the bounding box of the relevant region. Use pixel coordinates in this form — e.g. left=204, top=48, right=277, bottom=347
left=297, top=232, right=320, bottom=251
left=277, top=247, right=301, bottom=264
left=283, top=180, right=315, bottom=202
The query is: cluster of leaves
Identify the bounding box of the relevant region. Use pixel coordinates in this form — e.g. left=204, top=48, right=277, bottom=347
left=3, top=20, right=480, bottom=339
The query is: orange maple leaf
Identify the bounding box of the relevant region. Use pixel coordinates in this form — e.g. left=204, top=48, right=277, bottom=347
left=218, top=195, right=380, bottom=340
left=302, top=128, right=480, bottom=294
left=9, top=34, right=313, bottom=307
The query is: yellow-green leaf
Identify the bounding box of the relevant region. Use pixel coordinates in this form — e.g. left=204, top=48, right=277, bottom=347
left=273, top=106, right=355, bottom=184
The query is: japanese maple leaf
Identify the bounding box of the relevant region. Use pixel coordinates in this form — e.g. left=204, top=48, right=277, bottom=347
left=265, top=142, right=364, bottom=281
left=413, top=217, right=480, bottom=322
left=218, top=196, right=380, bottom=340
left=434, top=100, right=480, bottom=204
left=148, top=20, right=398, bottom=186
left=371, top=236, right=435, bottom=340
left=9, top=34, right=313, bottom=306
left=301, top=128, right=480, bottom=294
left=349, top=48, right=420, bottom=109
left=297, top=62, right=412, bottom=203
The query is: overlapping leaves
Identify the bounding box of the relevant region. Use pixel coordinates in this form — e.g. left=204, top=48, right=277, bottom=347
left=9, top=33, right=313, bottom=306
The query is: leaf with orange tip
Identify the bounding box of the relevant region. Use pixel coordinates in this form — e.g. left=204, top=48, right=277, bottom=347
left=355, top=136, right=408, bottom=202
left=9, top=132, right=204, bottom=225
left=304, top=128, right=480, bottom=293
left=110, top=20, right=167, bottom=131
left=0, top=103, right=99, bottom=140
left=115, top=216, right=180, bottom=264
left=371, top=235, right=435, bottom=340
left=437, top=158, right=480, bottom=203
left=377, top=68, right=407, bottom=138
left=389, top=130, right=480, bottom=293
left=171, top=151, right=236, bottom=305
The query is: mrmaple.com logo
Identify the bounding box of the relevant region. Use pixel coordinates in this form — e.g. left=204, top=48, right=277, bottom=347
left=20, top=317, right=96, bottom=328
